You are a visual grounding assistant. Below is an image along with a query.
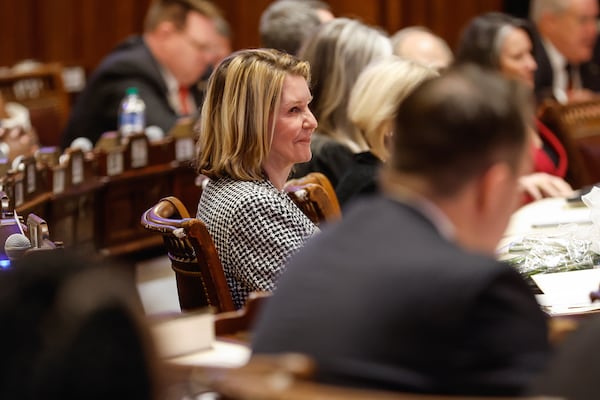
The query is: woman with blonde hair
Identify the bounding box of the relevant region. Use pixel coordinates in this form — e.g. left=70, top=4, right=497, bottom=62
left=195, top=48, right=318, bottom=309
left=292, top=17, right=392, bottom=187
left=336, top=56, right=438, bottom=207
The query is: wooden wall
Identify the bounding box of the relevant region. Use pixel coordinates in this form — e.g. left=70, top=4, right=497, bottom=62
left=1, top=0, right=504, bottom=74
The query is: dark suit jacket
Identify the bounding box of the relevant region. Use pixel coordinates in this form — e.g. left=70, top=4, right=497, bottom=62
left=252, top=195, right=550, bottom=396
left=335, top=151, right=381, bottom=209
left=61, top=36, right=204, bottom=148
left=528, top=313, right=600, bottom=400
left=292, top=132, right=354, bottom=188
left=529, top=24, right=600, bottom=103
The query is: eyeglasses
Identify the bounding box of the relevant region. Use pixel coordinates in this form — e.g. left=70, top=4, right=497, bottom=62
left=180, top=30, right=214, bottom=54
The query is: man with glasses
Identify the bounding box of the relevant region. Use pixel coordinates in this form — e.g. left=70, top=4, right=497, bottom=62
left=529, top=0, right=600, bottom=104
left=61, top=0, right=222, bottom=148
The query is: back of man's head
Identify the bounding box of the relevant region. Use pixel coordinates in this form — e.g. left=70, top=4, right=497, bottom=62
left=259, top=0, right=323, bottom=55
left=389, top=64, right=531, bottom=196
left=145, top=0, right=221, bottom=31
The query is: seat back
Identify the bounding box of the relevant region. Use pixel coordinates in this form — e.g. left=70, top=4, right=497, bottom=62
left=141, top=196, right=235, bottom=313
left=0, top=63, right=70, bottom=147
left=284, top=172, right=342, bottom=226
left=538, top=99, right=600, bottom=188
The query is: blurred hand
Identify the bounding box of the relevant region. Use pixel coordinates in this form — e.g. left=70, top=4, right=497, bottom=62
left=519, top=172, right=574, bottom=201
left=567, top=88, right=598, bottom=103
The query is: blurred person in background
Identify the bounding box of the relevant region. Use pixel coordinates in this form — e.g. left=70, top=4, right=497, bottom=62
left=455, top=11, right=574, bottom=202
left=291, top=18, right=392, bottom=188
left=529, top=0, right=600, bottom=103
left=61, top=0, right=222, bottom=148
left=336, top=57, right=438, bottom=208
left=259, top=0, right=333, bottom=56
left=391, top=26, right=454, bottom=72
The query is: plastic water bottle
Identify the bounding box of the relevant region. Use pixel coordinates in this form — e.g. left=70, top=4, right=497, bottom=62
left=118, top=87, right=146, bottom=138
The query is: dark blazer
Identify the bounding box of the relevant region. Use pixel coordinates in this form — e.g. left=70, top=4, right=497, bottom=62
left=61, top=36, right=204, bottom=148
left=529, top=314, right=600, bottom=399
left=292, top=132, right=354, bottom=188
left=335, top=151, right=381, bottom=209
left=529, top=25, right=600, bottom=103
left=252, top=195, right=550, bottom=396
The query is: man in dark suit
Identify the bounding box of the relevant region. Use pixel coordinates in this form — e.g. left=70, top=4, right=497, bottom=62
left=529, top=0, right=600, bottom=104
left=61, top=0, right=222, bottom=148
left=251, top=65, right=550, bottom=396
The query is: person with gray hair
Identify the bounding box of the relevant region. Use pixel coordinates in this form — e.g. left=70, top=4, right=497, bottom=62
left=291, top=18, right=392, bottom=188
left=252, top=64, right=550, bottom=396
left=529, top=0, right=600, bottom=103
left=259, top=0, right=332, bottom=55
left=391, top=26, right=454, bottom=72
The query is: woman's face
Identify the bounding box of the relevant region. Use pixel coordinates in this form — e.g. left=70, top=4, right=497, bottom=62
left=498, top=27, right=537, bottom=87
left=267, top=74, right=317, bottom=170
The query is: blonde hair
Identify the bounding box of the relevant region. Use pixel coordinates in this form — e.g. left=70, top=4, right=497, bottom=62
left=348, top=57, right=438, bottom=161
left=195, top=48, right=311, bottom=180
left=298, top=18, right=392, bottom=152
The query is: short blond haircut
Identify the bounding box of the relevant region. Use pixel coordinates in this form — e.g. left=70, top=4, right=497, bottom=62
left=348, top=57, right=438, bottom=161
left=195, top=48, right=311, bottom=180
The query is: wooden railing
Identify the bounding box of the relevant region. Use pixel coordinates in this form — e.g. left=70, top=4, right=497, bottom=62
left=5, top=132, right=201, bottom=258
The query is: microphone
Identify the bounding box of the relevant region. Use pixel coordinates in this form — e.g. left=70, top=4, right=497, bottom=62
left=69, top=137, right=94, bottom=152
left=4, top=233, right=31, bottom=261
left=144, top=125, right=164, bottom=142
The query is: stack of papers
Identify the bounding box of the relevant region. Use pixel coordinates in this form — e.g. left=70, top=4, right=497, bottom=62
left=533, top=269, right=600, bottom=316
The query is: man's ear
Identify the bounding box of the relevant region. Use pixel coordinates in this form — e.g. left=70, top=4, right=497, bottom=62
left=474, top=162, right=512, bottom=217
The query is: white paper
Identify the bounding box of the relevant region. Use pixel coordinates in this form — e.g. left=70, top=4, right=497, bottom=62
left=532, top=268, right=600, bottom=307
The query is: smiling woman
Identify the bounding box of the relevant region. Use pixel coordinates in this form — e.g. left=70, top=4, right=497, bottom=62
left=194, top=48, right=319, bottom=309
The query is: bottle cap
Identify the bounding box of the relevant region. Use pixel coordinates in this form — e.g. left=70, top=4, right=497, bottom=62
left=125, top=87, right=139, bottom=95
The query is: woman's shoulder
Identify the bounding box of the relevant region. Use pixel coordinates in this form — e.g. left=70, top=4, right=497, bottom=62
left=202, top=178, right=288, bottom=207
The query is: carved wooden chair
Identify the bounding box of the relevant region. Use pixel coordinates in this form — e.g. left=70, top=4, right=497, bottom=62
left=284, top=172, right=342, bottom=226
left=538, top=98, right=600, bottom=188
left=141, top=196, right=235, bottom=313
left=0, top=63, right=70, bottom=147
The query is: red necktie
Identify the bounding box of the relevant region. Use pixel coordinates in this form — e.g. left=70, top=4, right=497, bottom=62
left=178, top=86, right=190, bottom=115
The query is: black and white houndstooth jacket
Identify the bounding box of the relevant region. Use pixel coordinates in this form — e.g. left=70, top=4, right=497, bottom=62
left=197, top=177, right=318, bottom=309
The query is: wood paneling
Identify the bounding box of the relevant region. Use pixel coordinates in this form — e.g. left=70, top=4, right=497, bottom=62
left=0, top=0, right=504, bottom=73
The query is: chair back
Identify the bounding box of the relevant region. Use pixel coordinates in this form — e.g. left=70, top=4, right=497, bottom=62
left=141, top=196, right=235, bottom=313
left=538, top=98, right=600, bottom=188
left=284, top=172, right=341, bottom=226
left=0, top=63, right=70, bottom=147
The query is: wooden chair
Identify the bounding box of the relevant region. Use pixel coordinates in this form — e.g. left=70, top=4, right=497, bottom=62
left=284, top=172, right=342, bottom=226
left=141, top=196, right=235, bottom=313
left=0, top=63, right=70, bottom=147
left=214, top=291, right=271, bottom=340
left=538, top=98, right=600, bottom=188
